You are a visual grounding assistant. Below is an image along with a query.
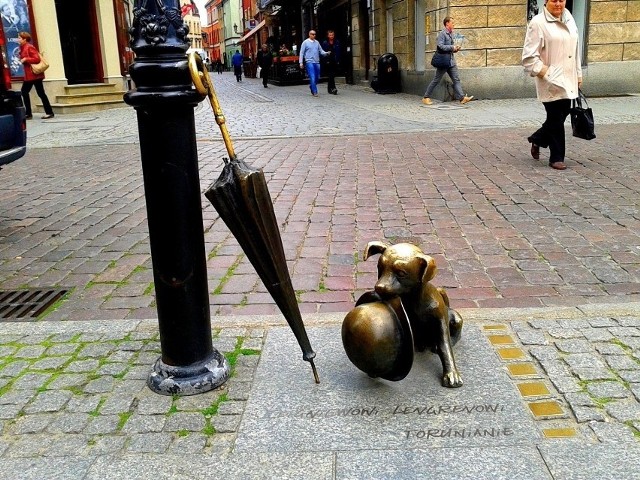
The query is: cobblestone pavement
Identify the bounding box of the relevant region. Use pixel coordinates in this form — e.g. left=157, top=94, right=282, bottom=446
left=0, top=75, right=639, bottom=477
left=2, top=111, right=639, bottom=318
left=0, top=308, right=639, bottom=478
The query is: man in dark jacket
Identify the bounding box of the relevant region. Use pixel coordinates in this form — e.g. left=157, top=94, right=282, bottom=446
left=231, top=50, right=243, bottom=82
left=256, top=44, right=273, bottom=88
left=321, top=30, right=340, bottom=95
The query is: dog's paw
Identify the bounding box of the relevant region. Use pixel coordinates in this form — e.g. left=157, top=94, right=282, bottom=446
left=442, top=370, right=463, bottom=388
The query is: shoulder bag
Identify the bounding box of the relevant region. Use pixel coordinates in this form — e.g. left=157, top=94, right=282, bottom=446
left=570, top=89, right=596, bottom=140
left=431, top=49, right=451, bottom=69
left=31, top=52, right=50, bottom=75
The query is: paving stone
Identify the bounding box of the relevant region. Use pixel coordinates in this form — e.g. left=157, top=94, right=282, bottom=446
left=77, top=342, right=116, bottom=358
left=66, top=359, right=100, bottom=373
left=96, top=362, right=129, bottom=376
left=165, top=412, right=206, bottom=432
left=83, top=376, right=116, bottom=394
left=227, top=381, right=252, bottom=401
left=595, top=343, right=628, bottom=355
left=136, top=394, right=172, bottom=415
left=46, top=412, right=91, bottom=433
left=167, top=432, right=209, bottom=453
left=555, top=339, right=592, bottom=353
left=589, top=421, right=638, bottom=442
left=540, top=443, right=640, bottom=479
left=605, top=400, right=640, bottom=422
left=121, top=413, right=166, bottom=433
left=66, top=394, right=102, bottom=413
left=547, top=328, right=584, bottom=339
left=572, top=367, right=617, bottom=382
left=11, top=372, right=52, bottom=390
left=528, top=346, right=560, bottom=361
left=47, top=373, right=88, bottom=389
left=0, top=360, right=30, bottom=377
left=217, top=400, right=246, bottom=416
left=84, top=414, right=121, bottom=434
left=10, top=413, right=56, bottom=433
left=87, top=435, right=127, bottom=454
left=565, top=392, right=598, bottom=408
left=563, top=353, right=607, bottom=370
left=46, top=343, right=81, bottom=355
left=41, top=434, right=91, bottom=457
left=588, top=317, right=619, bottom=328
left=603, top=354, right=639, bottom=370
left=23, top=390, right=73, bottom=414
left=537, top=359, right=571, bottom=376
left=211, top=413, right=242, bottom=433
left=31, top=356, right=71, bottom=370
left=581, top=327, right=614, bottom=341
left=549, top=375, right=583, bottom=394
left=571, top=405, right=607, bottom=423
left=100, top=395, right=135, bottom=415
left=174, top=390, right=224, bottom=411
left=586, top=381, right=631, bottom=399
left=0, top=388, right=37, bottom=406
left=0, top=403, right=23, bottom=419
left=126, top=432, right=173, bottom=453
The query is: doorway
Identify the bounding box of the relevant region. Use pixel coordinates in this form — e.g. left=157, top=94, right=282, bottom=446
left=54, top=0, right=103, bottom=84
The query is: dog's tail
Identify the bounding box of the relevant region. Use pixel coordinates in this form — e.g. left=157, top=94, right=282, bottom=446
left=437, top=287, right=450, bottom=307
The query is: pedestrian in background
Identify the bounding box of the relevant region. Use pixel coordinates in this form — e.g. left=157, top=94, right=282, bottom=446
left=232, top=50, right=243, bottom=82
left=421, top=17, right=473, bottom=106
left=299, top=30, right=329, bottom=97
left=216, top=59, right=223, bottom=74
left=321, top=30, right=340, bottom=95
left=257, top=44, right=273, bottom=88
left=17, top=31, right=54, bottom=120
left=522, top=0, right=582, bottom=170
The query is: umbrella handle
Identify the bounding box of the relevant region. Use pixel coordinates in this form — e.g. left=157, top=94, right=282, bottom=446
left=188, top=52, right=237, bottom=161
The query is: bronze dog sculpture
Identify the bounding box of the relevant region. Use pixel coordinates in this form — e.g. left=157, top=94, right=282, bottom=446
left=342, top=241, right=463, bottom=387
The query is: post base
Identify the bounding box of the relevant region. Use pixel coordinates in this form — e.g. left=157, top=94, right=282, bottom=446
left=147, top=349, right=230, bottom=396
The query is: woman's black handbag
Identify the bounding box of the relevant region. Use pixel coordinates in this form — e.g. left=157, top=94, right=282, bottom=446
left=431, top=51, right=451, bottom=69
left=570, top=89, right=596, bottom=140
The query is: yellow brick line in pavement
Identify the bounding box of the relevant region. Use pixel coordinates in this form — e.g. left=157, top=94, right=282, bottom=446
left=481, top=324, right=578, bottom=439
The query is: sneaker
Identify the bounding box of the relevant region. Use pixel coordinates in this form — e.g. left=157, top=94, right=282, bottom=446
left=41, top=114, right=54, bottom=119
left=460, top=95, right=474, bottom=105
left=421, top=97, right=432, bottom=105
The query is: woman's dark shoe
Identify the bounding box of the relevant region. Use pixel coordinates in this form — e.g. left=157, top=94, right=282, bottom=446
left=549, top=162, right=566, bottom=170
left=41, top=114, right=54, bottom=119
left=530, top=143, right=540, bottom=160
left=25, top=115, right=33, bottom=120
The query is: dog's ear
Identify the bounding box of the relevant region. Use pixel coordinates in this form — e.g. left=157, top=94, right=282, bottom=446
left=417, top=254, right=437, bottom=282
left=363, top=241, right=389, bottom=261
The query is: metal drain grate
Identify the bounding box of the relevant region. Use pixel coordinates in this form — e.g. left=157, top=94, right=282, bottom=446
left=0, top=288, right=69, bottom=320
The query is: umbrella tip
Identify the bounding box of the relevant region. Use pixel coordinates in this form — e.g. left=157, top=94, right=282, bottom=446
left=310, top=359, right=320, bottom=384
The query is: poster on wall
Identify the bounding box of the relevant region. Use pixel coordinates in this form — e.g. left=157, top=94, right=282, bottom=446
left=0, top=0, right=32, bottom=78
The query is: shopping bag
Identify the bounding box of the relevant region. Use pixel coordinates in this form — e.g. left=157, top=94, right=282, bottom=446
left=570, top=90, right=596, bottom=140
left=31, top=52, right=49, bottom=75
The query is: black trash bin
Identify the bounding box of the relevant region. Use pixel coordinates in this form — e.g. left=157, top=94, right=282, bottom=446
left=371, top=53, right=401, bottom=94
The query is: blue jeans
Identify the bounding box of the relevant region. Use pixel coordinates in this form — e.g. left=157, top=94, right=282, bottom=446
left=305, top=62, right=321, bottom=95
left=423, top=65, right=464, bottom=100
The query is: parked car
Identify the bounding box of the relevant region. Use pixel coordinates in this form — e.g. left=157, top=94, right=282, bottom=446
left=0, top=26, right=27, bottom=167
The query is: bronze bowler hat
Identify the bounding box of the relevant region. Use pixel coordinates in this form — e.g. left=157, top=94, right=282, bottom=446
left=341, top=292, right=414, bottom=381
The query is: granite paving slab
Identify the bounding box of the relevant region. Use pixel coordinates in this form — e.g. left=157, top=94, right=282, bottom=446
left=336, top=445, right=552, bottom=480
left=538, top=442, right=640, bottom=480
left=235, top=325, right=540, bottom=452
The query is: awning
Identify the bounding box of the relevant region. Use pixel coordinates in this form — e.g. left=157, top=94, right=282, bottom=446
left=237, top=20, right=266, bottom=43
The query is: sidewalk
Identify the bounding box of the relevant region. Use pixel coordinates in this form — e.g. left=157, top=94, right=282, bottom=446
left=1, top=304, right=640, bottom=479
left=1, top=76, right=640, bottom=478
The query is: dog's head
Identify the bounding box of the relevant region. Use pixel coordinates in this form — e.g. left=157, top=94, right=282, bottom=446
left=363, top=241, right=436, bottom=298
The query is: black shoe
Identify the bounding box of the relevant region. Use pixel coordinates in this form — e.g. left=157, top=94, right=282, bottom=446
left=41, top=114, right=54, bottom=119
left=330, top=89, right=338, bottom=95
left=25, top=115, right=33, bottom=120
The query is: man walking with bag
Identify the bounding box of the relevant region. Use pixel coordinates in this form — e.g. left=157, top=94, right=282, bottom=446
left=421, top=17, right=473, bottom=106
left=257, top=44, right=273, bottom=88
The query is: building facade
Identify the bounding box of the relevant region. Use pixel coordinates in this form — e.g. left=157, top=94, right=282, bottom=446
left=349, top=0, right=640, bottom=98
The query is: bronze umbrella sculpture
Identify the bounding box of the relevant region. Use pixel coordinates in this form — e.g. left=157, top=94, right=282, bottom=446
left=189, top=54, right=319, bottom=383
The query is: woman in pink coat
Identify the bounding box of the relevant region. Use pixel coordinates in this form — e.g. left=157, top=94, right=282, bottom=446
left=18, top=31, right=54, bottom=119
left=522, top=0, right=582, bottom=170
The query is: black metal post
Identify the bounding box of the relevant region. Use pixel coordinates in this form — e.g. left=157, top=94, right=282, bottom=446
left=124, top=0, right=229, bottom=395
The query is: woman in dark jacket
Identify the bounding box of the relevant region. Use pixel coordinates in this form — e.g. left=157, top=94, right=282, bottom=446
left=18, top=31, right=54, bottom=119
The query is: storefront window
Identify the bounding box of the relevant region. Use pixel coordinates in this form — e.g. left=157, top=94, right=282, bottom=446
left=1, top=0, right=32, bottom=79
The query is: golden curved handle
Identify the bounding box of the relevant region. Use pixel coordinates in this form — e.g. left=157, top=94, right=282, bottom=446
left=188, top=52, right=236, bottom=161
